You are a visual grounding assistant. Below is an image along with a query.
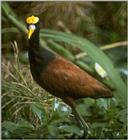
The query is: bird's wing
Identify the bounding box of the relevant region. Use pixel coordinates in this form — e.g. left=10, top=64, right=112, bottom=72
left=41, top=56, right=112, bottom=99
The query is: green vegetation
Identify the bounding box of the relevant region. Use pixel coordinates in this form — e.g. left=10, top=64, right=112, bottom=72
left=2, top=2, right=127, bottom=139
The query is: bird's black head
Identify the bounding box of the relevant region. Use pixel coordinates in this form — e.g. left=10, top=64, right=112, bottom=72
left=26, top=15, right=40, bottom=39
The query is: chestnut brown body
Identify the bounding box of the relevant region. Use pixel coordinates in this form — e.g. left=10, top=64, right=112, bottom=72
left=40, top=56, right=113, bottom=100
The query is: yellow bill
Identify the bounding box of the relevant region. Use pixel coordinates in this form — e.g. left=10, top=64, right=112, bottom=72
left=28, top=28, right=35, bottom=39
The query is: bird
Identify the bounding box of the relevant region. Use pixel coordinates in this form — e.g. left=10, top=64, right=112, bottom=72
left=26, top=15, right=113, bottom=132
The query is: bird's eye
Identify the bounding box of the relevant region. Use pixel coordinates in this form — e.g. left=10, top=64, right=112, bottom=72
left=29, top=24, right=36, bottom=30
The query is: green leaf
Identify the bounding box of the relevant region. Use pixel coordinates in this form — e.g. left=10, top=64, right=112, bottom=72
left=2, top=2, right=26, bottom=33
left=2, top=121, right=33, bottom=138
left=91, top=122, right=106, bottom=129
left=48, top=124, right=59, bottom=137
left=30, top=102, right=46, bottom=124
left=96, top=99, right=108, bottom=110
left=47, top=40, right=74, bottom=61
left=59, top=125, right=82, bottom=136
left=117, top=109, right=127, bottom=124
left=2, top=121, right=18, bottom=133
left=17, top=119, right=34, bottom=129
left=76, top=103, right=92, bottom=116
left=2, top=27, right=19, bottom=34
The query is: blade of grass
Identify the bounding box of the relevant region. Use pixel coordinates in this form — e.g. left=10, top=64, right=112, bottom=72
left=47, top=40, right=74, bottom=61
left=2, top=27, right=19, bottom=33
left=2, top=2, right=27, bottom=33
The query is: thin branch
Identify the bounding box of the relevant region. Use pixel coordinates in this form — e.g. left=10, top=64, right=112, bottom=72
left=75, top=41, right=128, bottom=60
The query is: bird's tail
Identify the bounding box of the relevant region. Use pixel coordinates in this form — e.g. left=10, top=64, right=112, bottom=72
left=92, top=85, right=113, bottom=99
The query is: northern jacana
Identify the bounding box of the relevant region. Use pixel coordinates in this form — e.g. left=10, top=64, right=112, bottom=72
left=26, top=15, right=113, bottom=132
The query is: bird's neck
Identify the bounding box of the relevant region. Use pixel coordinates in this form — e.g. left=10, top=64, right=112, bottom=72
left=29, top=31, right=40, bottom=50
left=28, top=30, right=56, bottom=65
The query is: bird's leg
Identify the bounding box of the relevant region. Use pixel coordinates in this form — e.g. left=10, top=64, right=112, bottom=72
left=63, top=97, right=90, bottom=135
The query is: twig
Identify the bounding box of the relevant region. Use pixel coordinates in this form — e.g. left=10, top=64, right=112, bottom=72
left=101, top=41, right=127, bottom=50
left=75, top=41, right=128, bottom=60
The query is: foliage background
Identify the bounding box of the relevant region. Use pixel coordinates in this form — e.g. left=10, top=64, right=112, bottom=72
left=2, top=1, right=127, bottom=139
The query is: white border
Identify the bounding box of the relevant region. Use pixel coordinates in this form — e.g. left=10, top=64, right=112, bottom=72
left=1, top=1, right=127, bottom=140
